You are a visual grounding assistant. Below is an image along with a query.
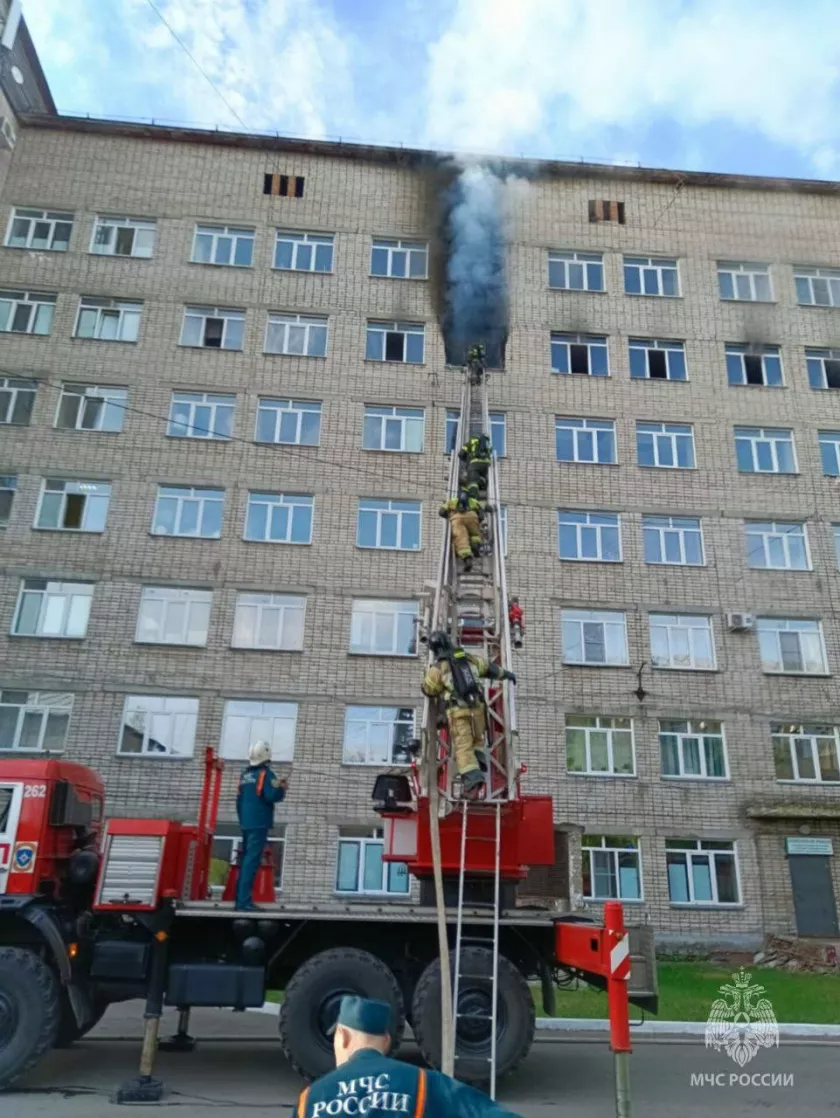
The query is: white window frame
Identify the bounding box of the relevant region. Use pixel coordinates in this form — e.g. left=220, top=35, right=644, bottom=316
left=244, top=492, right=314, bottom=545
left=180, top=305, right=244, bottom=351
left=806, top=347, right=840, bottom=391
left=220, top=700, right=297, bottom=762
left=231, top=592, right=306, bottom=651
left=820, top=431, right=840, bottom=476
left=151, top=486, right=224, bottom=539
left=255, top=398, right=321, bottom=446
left=167, top=392, right=235, bottom=440
left=264, top=313, right=328, bottom=357
left=363, top=405, right=425, bottom=453
left=0, top=376, right=37, bottom=425
left=35, top=479, right=111, bottom=533
left=666, top=839, right=741, bottom=906
left=55, top=384, right=127, bottom=432
left=649, top=613, right=716, bottom=671
left=370, top=238, right=428, bottom=279
left=561, top=609, right=629, bottom=666
left=5, top=207, right=73, bottom=251
left=794, top=267, right=840, bottom=307
left=498, top=504, right=508, bottom=557
left=735, top=426, right=797, bottom=474
left=0, top=475, right=15, bottom=528
left=357, top=498, right=421, bottom=551
left=273, top=230, right=334, bottom=273
left=582, top=836, right=643, bottom=901
left=756, top=618, right=828, bottom=675
left=745, top=521, right=811, bottom=571
left=725, top=343, right=783, bottom=388
left=551, top=333, right=609, bottom=377
left=118, top=695, right=199, bottom=759
left=555, top=417, right=616, bottom=464
left=642, top=516, right=704, bottom=566
left=624, top=256, right=679, bottom=297
left=74, top=297, right=141, bottom=343
left=548, top=250, right=604, bottom=292
left=834, top=524, right=840, bottom=568
left=772, top=723, right=840, bottom=784
left=629, top=338, right=687, bottom=381
left=191, top=224, right=254, bottom=267
left=343, top=706, right=416, bottom=765
left=90, top=215, right=156, bottom=258
left=335, top=830, right=410, bottom=896
left=0, top=290, right=56, bottom=335
left=659, top=719, right=728, bottom=780
left=350, top=599, right=419, bottom=657
left=717, top=261, right=772, bottom=302
left=636, top=422, right=695, bottom=469
left=135, top=587, right=212, bottom=647
left=210, top=826, right=285, bottom=896
left=0, top=690, right=73, bottom=753
left=558, top=510, right=621, bottom=562
left=489, top=412, right=506, bottom=458
left=365, top=320, right=425, bottom=364
left=12, top=580, right=94, bottom=639
left=565, top=715, right=635, bottom=777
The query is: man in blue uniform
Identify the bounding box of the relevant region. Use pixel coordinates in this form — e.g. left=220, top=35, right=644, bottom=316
left=235, top=740, right=287, bottom=910
left=296, top=995, right=521, bottom=1117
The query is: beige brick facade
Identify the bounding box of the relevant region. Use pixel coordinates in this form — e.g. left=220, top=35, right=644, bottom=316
left=1, top=118, right=840, bottom=946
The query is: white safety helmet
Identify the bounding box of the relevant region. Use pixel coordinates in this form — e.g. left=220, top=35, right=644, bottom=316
left=248, top=740, right=272, bottom=767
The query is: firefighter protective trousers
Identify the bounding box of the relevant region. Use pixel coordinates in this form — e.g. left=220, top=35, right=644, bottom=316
left=449, top=509, right=481, bottom=559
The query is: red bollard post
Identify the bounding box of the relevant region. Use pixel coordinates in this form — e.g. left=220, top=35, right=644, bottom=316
left=603, top=900, right=632, bottom=1118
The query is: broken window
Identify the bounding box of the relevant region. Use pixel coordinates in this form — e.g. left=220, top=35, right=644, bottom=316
left=725, top=344, right=782, bottom=388
left=264, top=173, right=305, bottom=197
left=589, top=200, right=625, bottom=224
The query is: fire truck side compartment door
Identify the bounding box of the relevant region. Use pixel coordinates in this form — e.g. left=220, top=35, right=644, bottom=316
left=0, top=782, right=24, bottom=894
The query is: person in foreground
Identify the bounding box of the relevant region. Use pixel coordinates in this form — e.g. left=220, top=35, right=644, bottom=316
left=295, top=995, right=522, bottom=1117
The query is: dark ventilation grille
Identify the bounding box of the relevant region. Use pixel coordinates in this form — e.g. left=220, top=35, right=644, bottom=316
left=264, top=174, right=305, bottom=198
left=588, top=199, right=625, bottom=224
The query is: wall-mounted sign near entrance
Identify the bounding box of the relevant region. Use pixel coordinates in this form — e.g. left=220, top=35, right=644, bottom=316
left=786, top=837, right=834, bottom=856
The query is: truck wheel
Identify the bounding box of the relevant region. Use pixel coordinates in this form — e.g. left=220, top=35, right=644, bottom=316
left=54, top=995, right=108, bottom=1048
left=279, top=948, right=405, bottom=1080
left=412, top=946, right=534, bottom=1083
left=0, top=947, right=61, bottom=1090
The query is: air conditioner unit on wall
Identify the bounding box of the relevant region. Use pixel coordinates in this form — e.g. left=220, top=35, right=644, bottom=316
left=726, top=611, right=755, bottom=632
left=0, top=116, right=16, bottom=151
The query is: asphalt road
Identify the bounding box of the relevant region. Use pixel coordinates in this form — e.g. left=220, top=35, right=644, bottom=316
left=10, top=1003, right=840, bottom=1117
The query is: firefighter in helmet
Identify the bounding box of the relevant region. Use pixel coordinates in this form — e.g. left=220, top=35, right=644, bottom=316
left=465, top=343, right=486, bottom=384
left=459, top=433, right=492, bottom=499
left=439, top=490, right=487, bottom=570
left=421, top=631, right=516, bottom=798
left=235, top=740, right=287, bottom=910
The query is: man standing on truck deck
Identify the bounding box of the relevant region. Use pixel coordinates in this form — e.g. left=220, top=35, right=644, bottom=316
left=235, top=740, right=287, bottom=910
left=296, top=995, right=521, bottom=1117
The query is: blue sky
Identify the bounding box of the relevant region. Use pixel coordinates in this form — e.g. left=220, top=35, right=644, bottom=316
left=25, top=0, right=840, bottom=179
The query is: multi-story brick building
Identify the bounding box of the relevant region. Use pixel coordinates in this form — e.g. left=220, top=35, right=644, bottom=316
left=2, top=92, right=840, bottom=947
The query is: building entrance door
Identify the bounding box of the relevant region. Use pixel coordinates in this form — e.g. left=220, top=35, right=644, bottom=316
left=788, top=850, right=839, bottom=937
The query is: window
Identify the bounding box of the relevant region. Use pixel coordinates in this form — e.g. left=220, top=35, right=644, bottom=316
left=357, top=499, right=421, bottom=551
left=660, top=719, right=727, bottom=779
left=819, top=431, right=840, bottom=476
left=757, top=618, right=828, bottom=675
left=745, top=521, right=810, bottom=571
left=667, top=840, right=739, bottom=905
left=343, top=706, right=415, bottom=765
left=350, top=599, right=418, bottom=656
left=551, top=333, right=609, bottom=376
left=489, top=412, right=506, bottom=457
left=834, top=524, right=840, bottom=568
left=558, top=511, right=621, bottom=562
left=152, top=486, right=224, bottom=539
left=135, top=587, right=211, bottom=647
left=0, top=476, right=15, bottom=528
left=365, top=320, right=424, bottom=364
left=74, top=297, right=141, bottom=342
left=548, top=250, right=604, bottom=291
left=734, top=426, right=796, bottom=474
left=717, top=261, right=771, bottom=302
left=0, top=290, right=55, bottom=335
left=636, top=422, right=695, bottom=469
left=363, top=405, right=424, bottom=453
left=232, top=592, right=306, bottom=651
left=445, top=410, right=461, bottom=455
left=210, top=826, right=285, bottom=896
left=118, top=696, right=198, bottom=758
left=498, top=504, right=508, bottom=557
left=181, top=306, right=244, bottom=350
left=566, top=715, right=634, bottom=776
left=273, top=230, right=333, bottom=272
left=794, top=266, right=840, bottom=307
left=220, top=700, right=297, bottom=762
left=582, top=836, right=641, bottom=901
left=36, top=479, right=111, bottom=533
left=167, top=392, right=234, bottom=440
left=806, top=347, right=840, bottom=391
left=650, top=614, right=715, bottom=671
left=55, top=384, right=127, bottom=432
left=192, top=224, right=254, bottom=267
left=336, top=830, right=409, bottom=896
left=772, top=722, right=840, bottom=783
left=256, top=398, right=321, bottom=446
left=624, top=256, right=679, bottom=297
left=556, top=418, right=616, bottom=464
left=643, top=516, right=704, bottom=566
left=245, top=492, right=313, bottom=544
left=264, top=313, right=327, bottom=357
left=91, top=215, right=156, bottom=258
left=0, top=690, right=72, bottom=752
left=561, top=609, right=628, bottom=666
left=0, top=376, right=36, bottom=425
left=264, top=173, right=305, bottom=198
left=725, top=343, right=783, bottom=388
left=371, top=239, right=427, bottom=279
left=12, top=580, right=94, bottom=639
left=5, top=207, right=73, bottom=251
left=588, top=200, right=625, bottom=224
left=629, top=339, right=687, bottom=381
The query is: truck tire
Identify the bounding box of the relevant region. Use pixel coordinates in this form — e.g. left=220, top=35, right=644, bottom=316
left=412, top=946, right=534, bottom=1083
left=279, top=948, right=405, bottom=1080
left=0, top=947, right=61, bottom=1090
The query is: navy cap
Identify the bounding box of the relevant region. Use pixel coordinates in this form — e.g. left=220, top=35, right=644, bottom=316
left=328, top=996, right=391, bottom=1037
